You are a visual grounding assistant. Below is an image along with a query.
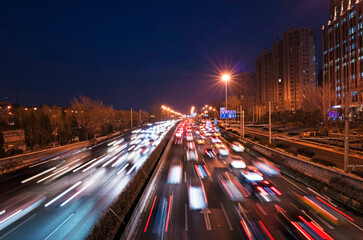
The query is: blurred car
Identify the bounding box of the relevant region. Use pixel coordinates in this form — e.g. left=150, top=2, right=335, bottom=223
left=187, top=141, right=195, bottom=149
left=196, top=138, right=205, bottom=145
left=231, top=142, right=245, bottom=152
left=210, top=137, right=221, bottom=143
left=188, top=178, right=208, bottom=210
left=217, top=171, right=246, bottom=201
left=186, top=133, right=193, bottom=141
left=230, top=160, right=246, bottom=170
left=204, top=148, right=216, bottom=158
left=217, top=147, right=229, bottom=157
left=186, top=149, right=198, bottom=161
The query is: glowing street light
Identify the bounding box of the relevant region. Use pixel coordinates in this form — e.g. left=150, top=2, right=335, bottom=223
left=221, top=74, right=230, bottom=110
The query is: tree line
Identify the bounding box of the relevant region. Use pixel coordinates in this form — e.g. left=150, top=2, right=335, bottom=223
left=0, top=96, right=151, bottom=155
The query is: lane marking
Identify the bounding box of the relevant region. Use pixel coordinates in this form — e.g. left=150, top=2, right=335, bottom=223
left=102, top=175, right=116, bottom=188
left=290, top=202, right=300, bottom=211
left=220, top=203, right=233, bottom=231
left=185, top=204, right=188, bottom=231
left=0, top=213, right=37, bottom=240
left=201, top=208, right=211, bottom=231
left=279, top=175, right=308, bottom=194
left=255, top=203, right=267, bottom=216
left=44, top=213, right=74, bottom=240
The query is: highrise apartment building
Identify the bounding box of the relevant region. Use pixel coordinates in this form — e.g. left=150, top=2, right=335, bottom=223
left=322, top=0, right=363, bottom=113
left=232, top=71, right=255, bottom=100
left=256, top=26, right=317, bottom=111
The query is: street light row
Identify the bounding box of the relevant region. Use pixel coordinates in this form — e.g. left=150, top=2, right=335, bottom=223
left=161, top=105, right=183, bottom=116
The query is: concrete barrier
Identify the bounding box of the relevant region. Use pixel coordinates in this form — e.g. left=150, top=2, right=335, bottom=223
left=87, top=124, right=176, bottom=240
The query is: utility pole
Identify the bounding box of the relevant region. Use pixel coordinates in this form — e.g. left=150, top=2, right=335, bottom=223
left=344, top=92, right=350, bottom=173
left=242, top=110, right=245, bottom=138
left=252, top=106, right=255, bottom=123
left=130, top=108, right=133, bottom=129
left=269, top=101, right=272, bottom=144
left=139, top=109, right=141, bottom=126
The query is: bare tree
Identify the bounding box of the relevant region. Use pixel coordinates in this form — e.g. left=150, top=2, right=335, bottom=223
left=71, top=95, right=104, bottom=140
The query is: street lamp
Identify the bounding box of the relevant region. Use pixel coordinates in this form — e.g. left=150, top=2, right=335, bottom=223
left=221, top=74, right=230, bottom=109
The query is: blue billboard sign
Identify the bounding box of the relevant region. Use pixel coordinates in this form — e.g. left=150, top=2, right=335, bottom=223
left=220, top=109, right=236, bottom=119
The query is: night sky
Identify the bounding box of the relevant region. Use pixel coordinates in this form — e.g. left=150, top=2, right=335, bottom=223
left=0, top=0, right=328, bottom=113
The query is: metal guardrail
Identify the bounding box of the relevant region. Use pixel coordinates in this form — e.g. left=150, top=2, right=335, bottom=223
left=240, top=138, right=363, bottom=190
left=221, top=130, right=363, bottom=190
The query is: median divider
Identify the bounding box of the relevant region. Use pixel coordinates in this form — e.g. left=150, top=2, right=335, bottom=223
left=86, top=124, right=177, bottom=240
left=221, top=130, right=363, bottom=213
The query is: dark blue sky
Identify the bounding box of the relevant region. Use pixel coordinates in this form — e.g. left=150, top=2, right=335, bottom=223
left=0, top=0, right=328, bottom=113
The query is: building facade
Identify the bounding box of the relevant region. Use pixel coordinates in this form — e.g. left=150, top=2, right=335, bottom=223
left=256, top=26, right=317, bottom=112
left=232, top=71, right=255, bottom=100
left=322, top=0, right=363, bottom=114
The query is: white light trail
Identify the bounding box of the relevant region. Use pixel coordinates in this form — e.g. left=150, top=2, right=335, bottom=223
left=21, top=167, right=57, bottom=184
left=45, top=181, right=82, bottom=207
left=60, top=180, right=94, bottom=207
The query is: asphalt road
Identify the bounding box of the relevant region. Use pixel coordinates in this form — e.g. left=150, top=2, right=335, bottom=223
left=0, top=121, right=176, bottom=240
left=125, top=122, right=363, bottom=240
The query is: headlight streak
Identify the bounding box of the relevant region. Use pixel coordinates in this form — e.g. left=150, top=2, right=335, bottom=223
left=21, top=167, right=57, bottom=184
left=60, top=180, right=95, bottom=207
left=44, top=181, right=82, bottom=207
left=37, top=166, right=69, bottom=183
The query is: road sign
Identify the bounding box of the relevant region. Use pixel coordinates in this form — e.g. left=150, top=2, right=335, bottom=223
left=220, top=109, right=236, bottom=119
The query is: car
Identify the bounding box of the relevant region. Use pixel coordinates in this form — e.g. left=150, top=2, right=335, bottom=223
left=204, top=148, right=216, bottom=158
left=186, top=133, right=193, bottom=141
left=188, top=178, right=208, bottom=210
left=217, top=147, right=229, bottom=157
left=231, top=142, right=245, bottom=152
left=217, top=171, right=247, bottom=201
left=210, top=137, right=221, bottom=143
left=230, top=160, right=246, bottom=169
left=186, top=149, right=198, bottom=161
left=196, top=138, right=205, bottom=144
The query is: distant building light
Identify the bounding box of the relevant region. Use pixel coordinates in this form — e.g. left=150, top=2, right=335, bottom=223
left=278, top=79, right=282, bottom=83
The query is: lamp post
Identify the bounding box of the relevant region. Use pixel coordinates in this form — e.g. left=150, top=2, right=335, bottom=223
left=222, top=74, right=230, bottom=125
left=222, top=74, right=230, bottom=109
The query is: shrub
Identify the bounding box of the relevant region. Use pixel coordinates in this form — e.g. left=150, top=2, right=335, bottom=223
left=253, top=136, right=261, bottom=142
left=276, top=143, right=290, bottom=149
left=297, top=148, right=315, bottom=158
left=311, top=157, right=336, bottom=167
left=286, top=149, right=298, bottom=156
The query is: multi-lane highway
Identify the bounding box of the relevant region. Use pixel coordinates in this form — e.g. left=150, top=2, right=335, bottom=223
left=124, top=120, right=363, bottom=240
left=0, top=121, right=176, bottom=240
